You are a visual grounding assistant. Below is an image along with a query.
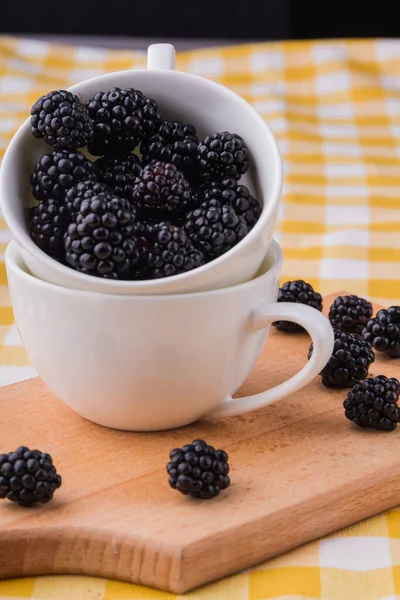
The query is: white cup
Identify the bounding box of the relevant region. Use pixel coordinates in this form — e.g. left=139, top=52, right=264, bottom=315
left=6, top=239, right=334, bottom=431
left=0, top=44, right=282, bottom=296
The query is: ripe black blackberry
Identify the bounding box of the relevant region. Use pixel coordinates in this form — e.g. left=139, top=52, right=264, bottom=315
left=0, top=446, right=62, bottom=506
left=65, top=179, right=110, bottom=219
left=363, top=307, right=400, bottom=358
left=184, top=203, right=248, bottom=261
left=126, top=88, right=160, bottom=139
left=197, top=132, right=250, bottom=180
left=95, top=153, right=141, bottom=199
left=30, top=89, right=94, bottom=150
left=64, top=192, right=141, bottom=279
left=273, top=280, right=323, bottom=332
left=344, top=375, right=400, bottom=431
left=29, top=200, right=69, bottom=260
left=132, top=161, right=193, bottom=219
left=309, top=328, right=375, bottom=388
left=200, top=177, right=261, bottom=229
left=30, top=150, right=97, bottom=202
left=141, top=120, right=199, bottom=177
left=167, top=439, right=230, bottom=499
left=142, top=222, right=205, bottom=279
left=329, top=295, right=373, bottom=336
left=86, top=87, right=158, bottom=156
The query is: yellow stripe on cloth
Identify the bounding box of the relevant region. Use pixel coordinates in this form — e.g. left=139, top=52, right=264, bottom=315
left=0, top=36, right=399, bottom=599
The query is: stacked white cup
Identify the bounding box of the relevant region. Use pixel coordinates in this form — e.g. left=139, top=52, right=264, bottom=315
left=0, top=44, right=334, bottom=431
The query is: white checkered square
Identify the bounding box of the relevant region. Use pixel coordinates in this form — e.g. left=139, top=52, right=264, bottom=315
left=316, top=71, right=351, bottom=95
left=320, top=537, right=392, bottom=570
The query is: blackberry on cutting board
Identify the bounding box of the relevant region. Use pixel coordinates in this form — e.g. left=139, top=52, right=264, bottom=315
left=184, top=203, right=248, bottom=261
left=167, top=439, right=230, bottom=499
left=200, top=177, right=261, bottom=229
left=197, top=132, right=250, bottom=180
left=29, top=200, right=69, bottom=260
left=273, top=280, right=323, bottom=333
left=95, top=153, right=141, bottom=199
left=30, top=150, right=97, bottom=202
left=65, top=179, right=110, bottom=220
left=309, top=328, right=375, bottom=388
left=141, top=120, right=199, bottom=177
left=142, top=222, right=205, bottom=279
left=30, top=89, right=94, bottom=150
left=86, top=87, right=158, bottom=156
left=131, top=161, right=193, bottom=218
left=344, top=375, right=400, bottom=431
left=64, top=192, right=141, bottom=279
left=329, top=295, right=373, bottom=336
left=0, top=447, right=62, bottom=506
left=363, top=307, right=400, bottom=359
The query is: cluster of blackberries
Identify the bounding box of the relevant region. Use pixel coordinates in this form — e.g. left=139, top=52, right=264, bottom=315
left=273, top=281, right=400, bottom=430
left=28, top=88, right=260, bottom=280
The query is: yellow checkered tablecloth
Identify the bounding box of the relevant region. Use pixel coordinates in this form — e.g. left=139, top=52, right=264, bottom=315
left=0, top=36, right=400, bottom=600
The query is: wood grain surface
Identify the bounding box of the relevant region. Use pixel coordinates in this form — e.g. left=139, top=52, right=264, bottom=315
left=0, top=293, right=399, bottom=594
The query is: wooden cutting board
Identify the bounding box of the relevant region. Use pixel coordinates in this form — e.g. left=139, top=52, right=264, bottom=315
left=1, top=292, right=400, bottom=594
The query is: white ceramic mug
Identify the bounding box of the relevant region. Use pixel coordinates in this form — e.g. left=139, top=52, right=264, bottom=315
left=0, top=44, right=282, bottom=296
left=6, top=240, right=334, bottom=431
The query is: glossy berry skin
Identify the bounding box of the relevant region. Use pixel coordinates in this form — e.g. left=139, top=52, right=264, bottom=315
left=30, top=150, right=97, bottom=202
left=132, top=161, right=193, bottom=219
left=142, top=222, right=205, bottom=279
left=141, top=120, right=199, bottom=177
left=64, top=192, right=141, bottom=280
left=65, top=179, right=110, bottom=220
left=309, top=327, right=375, bottom=388
left=363, top=306, right=400, bottom=358
left=199, top=177, right=261, bottom=229
left=30, top=89, right=94, bottom=150
left=344, top=375, right=400, bottom=431
left=29, top=200, right=69, bottom=260
left=184, top=203, right=248, bottom=261
left=167, top=439, right=230, bottom=499
left=273, top=280, right=323, bottom=333
left=86, top=87, right=158, bottom=156
left=329, top=295, right=373, bottom=336
left=95, top=153, right=141, bottom=199
left=197, top=132, right=250, bottom=180
left=0, top=446, right=62, bottom=506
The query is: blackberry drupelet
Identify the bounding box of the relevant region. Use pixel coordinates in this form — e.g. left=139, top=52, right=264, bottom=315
left=86, top=87, right=158, bottom=156
left=64, top=192, right=141, bottom=279
left=95, top=153, right=141, bottom=199
left=30, top=150, right=97, bottom=202
left=200, top=177, right=261, bottom=228
left=344, top=375, right=400, bottom=431
left=309, top=328, right=375, bottom=388
left=167, top=439, right=230, bottom=499
left=197, top=131, right=250, bottom=180
left=65, top=179, right=110, bottom=219
left=30, top=89, right=94, bottom=150
left=29, top=200, right=69, bottom=260
left=132, top=161, right=193, bottom=218
left=184, top=203, right=248, bottom=261
left=363, top=306, right=400, bottom=358
left=329, top=295, right=373, bottom=336
left=0, top=446, right=62, bottom=506
left=273, top=280, right=323, bottom=332
left=142, top=222, right=205, bottom=279
left=141, top=120, right=199, bottom=177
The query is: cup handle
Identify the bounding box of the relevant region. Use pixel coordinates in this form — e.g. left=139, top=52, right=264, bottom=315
left=147, top=44, right=176, bottom=70
left=207, top=302, right=334, bottom=419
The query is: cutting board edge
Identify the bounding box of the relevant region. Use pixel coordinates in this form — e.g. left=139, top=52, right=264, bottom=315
left=1, top=463, right=400, bottom=594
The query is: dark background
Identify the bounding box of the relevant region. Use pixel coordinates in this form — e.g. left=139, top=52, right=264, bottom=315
left=1, top=0, right=400, bottom=40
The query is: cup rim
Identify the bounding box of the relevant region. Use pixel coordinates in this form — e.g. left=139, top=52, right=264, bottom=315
left=0, top=66, right=282, bottom=291
left=6, top=239, right=282, bottom=301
